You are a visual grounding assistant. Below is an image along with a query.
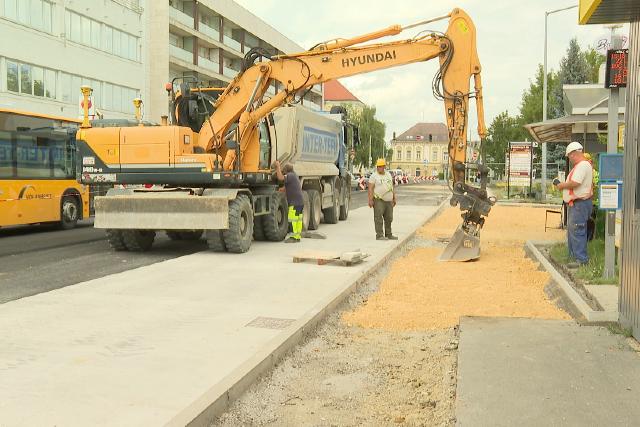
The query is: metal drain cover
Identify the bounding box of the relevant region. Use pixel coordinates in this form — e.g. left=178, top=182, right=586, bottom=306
left=245, top=317, right=296, bottom=330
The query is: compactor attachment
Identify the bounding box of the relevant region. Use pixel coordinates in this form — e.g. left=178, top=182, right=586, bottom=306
left=438, top=225, right=480, bottom=262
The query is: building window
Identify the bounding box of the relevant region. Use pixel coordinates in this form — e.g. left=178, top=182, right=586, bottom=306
left=6, top=61, right=19, bottom=92
left=2, top=0, right=53, bottom=33
left=64, top=10, right=139, bottom=61
left=443, top=152, right=449, bottom=162
left=406, top=149, right=412, bottom=161
left=429, top=134, right=433, bottom=142
left=432, top=148, right=439, bottom=162
left=19, top=64, right=32, bottom=95
left=416, top=149, right=421, bottom=161
left=396, top=150, right=402, bottom=161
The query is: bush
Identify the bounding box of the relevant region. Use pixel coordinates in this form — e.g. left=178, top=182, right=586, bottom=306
left=437, top=171, right=444, bottom=180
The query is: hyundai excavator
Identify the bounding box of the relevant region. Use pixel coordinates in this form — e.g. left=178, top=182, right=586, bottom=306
left=77, top=7, right=494, bottom=260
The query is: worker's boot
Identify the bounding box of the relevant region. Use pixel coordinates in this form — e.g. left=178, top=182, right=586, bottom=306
left=285, top=237, right=300, bottom=243
left=376, top=235, right=387, bottom=241
left=386, top=234, right=398, bottom=240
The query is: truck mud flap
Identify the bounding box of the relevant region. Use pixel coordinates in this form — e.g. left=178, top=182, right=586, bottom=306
left=94, top=194, right=230, bottom=230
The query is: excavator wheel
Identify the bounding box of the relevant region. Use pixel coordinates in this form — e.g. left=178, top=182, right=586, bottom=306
left=121, top=230, right=156, bottom=252
left=253, top=215, right=267, bottom=241
left=322, top=185, right=340, bottom=224
left=262, top=191, right=288, bottom=241
left=105, top=229, right=127, bottom=251
left=223, top=195, right=253, bottom=253
left=206, top=230, right=227, bottom=252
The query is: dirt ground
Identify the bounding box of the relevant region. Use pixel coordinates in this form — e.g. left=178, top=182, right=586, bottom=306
left=214, top=205, right=571, bottom=427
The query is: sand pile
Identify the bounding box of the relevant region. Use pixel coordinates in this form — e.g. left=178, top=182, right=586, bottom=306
left=343, top=206, right=570, bottom=330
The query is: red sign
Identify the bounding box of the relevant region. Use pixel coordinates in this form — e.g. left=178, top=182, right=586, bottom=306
left=605, top=49, right=628, bottom=88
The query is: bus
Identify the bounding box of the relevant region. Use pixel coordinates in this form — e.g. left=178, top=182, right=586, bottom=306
left=0, top=108, right=90, bottom=230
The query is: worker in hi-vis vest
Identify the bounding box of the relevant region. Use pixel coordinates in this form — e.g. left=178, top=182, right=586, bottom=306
left=368, top=158, right=397, bottom=241
left=553, top=142, right=593, bottom=267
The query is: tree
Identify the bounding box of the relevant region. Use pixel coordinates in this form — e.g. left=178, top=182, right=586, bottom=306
left=346, top=104, right=386, bottom=169
left=550, top=38, right=590, bottom=118
left=484, top=111, right=526, bottom=177
left=584, top=47, right=606, bottom=84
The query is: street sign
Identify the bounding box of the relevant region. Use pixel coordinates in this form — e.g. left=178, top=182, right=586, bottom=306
left=508, top=142, right=532, bottom=187
left=604, top=49, right=628, bottom=88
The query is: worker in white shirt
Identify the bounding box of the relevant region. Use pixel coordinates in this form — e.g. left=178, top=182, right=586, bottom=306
left=553, top=142, right=593, bottom=267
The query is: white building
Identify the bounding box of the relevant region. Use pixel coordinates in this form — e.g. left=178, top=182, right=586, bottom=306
left=0, top=0, right=145, bottom=119
left=0, top=0, right=322, bottom=123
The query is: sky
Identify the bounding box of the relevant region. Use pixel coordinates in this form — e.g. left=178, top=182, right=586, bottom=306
left=235, top=0, right=629, bottom=142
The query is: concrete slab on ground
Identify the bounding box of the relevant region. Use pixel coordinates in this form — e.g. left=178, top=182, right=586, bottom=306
left=585, top=285, right=619, bottom=313
left=456, top=317, right=640, bottom=427
left=0, top=203, right=441, bottom=427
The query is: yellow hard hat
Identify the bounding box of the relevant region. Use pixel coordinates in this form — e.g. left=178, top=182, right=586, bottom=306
left=376, top=158, right=386, bottom=167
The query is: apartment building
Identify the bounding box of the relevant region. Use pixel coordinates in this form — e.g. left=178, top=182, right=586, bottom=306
left=0, top=0, right=145, bottom=119
left=0, top=0, right=323, bottom=122
left=389, top=122, right=449, bottom=177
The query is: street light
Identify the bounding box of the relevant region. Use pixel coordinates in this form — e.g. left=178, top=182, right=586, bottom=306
left=542, top=4, right=578, bottom=201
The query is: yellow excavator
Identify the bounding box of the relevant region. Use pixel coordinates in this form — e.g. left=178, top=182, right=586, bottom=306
left=77, top=7, right=494, bottom=259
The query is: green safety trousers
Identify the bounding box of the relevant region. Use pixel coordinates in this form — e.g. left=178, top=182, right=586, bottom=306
left=288, top=205, right=303, bottom=240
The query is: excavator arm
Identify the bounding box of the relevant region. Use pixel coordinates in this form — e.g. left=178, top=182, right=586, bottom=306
left=199, top=7, right=494, bottom=260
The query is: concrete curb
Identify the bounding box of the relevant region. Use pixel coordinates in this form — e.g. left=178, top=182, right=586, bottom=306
left=525, top=240, right=618, bottom=323
left=167, top=199, right=450, bottom=427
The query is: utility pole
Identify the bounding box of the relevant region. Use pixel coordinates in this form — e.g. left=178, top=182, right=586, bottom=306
left=368, top=134, right=372, bottom=169
left=543, top=5, right=578, bottom=201
left=603, top=26, right=623, bottom=279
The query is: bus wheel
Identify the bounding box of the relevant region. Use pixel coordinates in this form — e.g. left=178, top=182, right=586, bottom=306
left=60, top=196, right=80, bottom=230
left=122, top=230, right=155, bottom=251
left=105, top=229, right=127, bottom=251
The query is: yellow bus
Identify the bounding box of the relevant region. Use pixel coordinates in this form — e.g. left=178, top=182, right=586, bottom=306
left=0, top=108, right=90, bottom=229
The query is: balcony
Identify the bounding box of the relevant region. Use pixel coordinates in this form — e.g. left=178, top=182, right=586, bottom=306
left=169, top=7, right=194, bottom=28
left=199, top=56, right=219, bottom=73
left=170, top=45, right=193, bottom=64
left=223, top=65, right=239, bottom=78
left=200, top=23, right=219, bottom=41
left=223, top=35, right=242, bottom=52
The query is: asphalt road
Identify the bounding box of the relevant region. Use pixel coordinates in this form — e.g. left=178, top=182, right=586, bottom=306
left=0, top=183, right=449, bottom=304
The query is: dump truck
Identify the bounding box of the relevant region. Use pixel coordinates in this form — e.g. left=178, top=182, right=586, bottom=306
left=78, top=8, right=494, bottom=259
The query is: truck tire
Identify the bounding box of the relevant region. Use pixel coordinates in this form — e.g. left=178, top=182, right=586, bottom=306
left=206, top=230, right=227, bottom=252
left=339, top=187, right=350, bottom=221
left=262, top=191, right=288, bottom=241
left=60, top=196, right=80, bottom=230
left=302, top=191, right=310, bottom=231
left=122, top=230, right=155, bottom=252
left=322, top=186, right=340, bottom=224
left=307, top=189, right=321, bottom=230
left=105, top=229, right=127, bottom=251
left=223, top=195, right=253, bottom=253
left=253, top=216, right=266, bottom=241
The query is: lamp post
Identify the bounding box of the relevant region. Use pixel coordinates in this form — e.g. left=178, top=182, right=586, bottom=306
left=543, top=4, right=578, bottom=201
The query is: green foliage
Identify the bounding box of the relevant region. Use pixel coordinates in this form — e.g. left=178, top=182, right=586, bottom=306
left=607, top=323, right=633, bottom=337
left=550, top=38, right=592, bottom=118
left=485, top=111, right=526, bottom=176
left=584, top=48, right=606, bottom=83
left=549, top=237, right=619, bottom=285
left=345, top=104, right=386, bottom=169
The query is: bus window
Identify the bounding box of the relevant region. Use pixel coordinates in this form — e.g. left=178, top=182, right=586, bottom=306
left=16, top=135, right=52, bottom=178
left=0, top=132, right=13, bottom=178
left=51, top=138, right=74, bottom=178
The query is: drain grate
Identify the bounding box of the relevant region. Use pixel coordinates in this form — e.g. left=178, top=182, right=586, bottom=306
left=245, top=316, right=296, bottom=330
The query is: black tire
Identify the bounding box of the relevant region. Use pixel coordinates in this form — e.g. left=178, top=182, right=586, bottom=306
left=60, top=196, right=80, bottom=230
left=339, top=187, right=350, bottom=221
left=223, top=195, right=253, bottom=253
left=253, top=215, right=267, bottom=241
left=105, top=229, right=127, bottom=251
left=302, top=191, right=310, bottom=231
left=307, top=189, right=321, bottom=230
left=206, top=230, right=227, bottom=252
left=122, top=230, right=155, bottom=252
left=166, top=231, right=182, bottom=241
left=262, top=191, right=289, bottom=241
left=322, top=185, right=339, bottom=224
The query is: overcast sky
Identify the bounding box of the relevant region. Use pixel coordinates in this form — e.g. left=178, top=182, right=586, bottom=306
left=235, top=0, right=629, bottom=141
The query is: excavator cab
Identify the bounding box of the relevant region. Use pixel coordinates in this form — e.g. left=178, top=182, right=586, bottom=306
left=168, top=77, right=219, bottom=133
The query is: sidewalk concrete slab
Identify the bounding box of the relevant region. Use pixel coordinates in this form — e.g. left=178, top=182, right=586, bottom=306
left=0, top=202, right=440, bottom=426
left=456, top=317, right=640, bottom=427
left=585, top=285, right=619, bottom=313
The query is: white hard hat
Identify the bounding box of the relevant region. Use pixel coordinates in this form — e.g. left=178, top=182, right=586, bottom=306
left=565, top=141, right=583, bottom=156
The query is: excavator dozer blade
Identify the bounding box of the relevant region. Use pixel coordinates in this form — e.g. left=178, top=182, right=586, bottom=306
left=439, top=225, right=480, bottom=262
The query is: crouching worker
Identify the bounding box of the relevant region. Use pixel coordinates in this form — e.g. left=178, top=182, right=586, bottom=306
left=274, top=160, right=303, bottom=243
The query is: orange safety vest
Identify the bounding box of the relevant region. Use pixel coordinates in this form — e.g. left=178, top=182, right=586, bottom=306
left=566, top=160, right=593, bottom=206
